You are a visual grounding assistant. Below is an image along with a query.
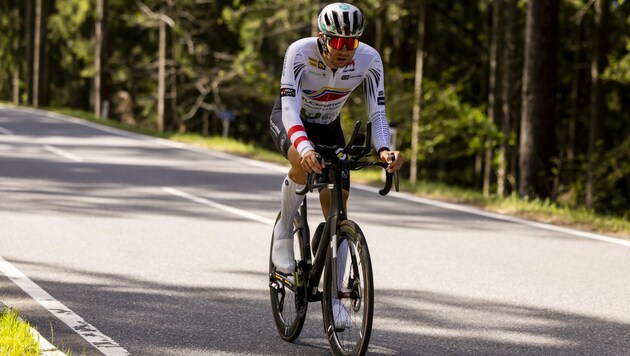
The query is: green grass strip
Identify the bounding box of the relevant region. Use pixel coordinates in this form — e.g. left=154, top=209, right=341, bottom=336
left=0, top=307, right=40, bottom=355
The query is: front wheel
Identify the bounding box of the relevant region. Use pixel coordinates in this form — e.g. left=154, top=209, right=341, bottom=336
left=269, top=212, right=308, bottom=342
left=322, top=220, right=374, bottom=356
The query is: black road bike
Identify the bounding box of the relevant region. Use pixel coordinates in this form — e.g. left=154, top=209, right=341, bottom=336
left=269, top=121, right=399, bottom=356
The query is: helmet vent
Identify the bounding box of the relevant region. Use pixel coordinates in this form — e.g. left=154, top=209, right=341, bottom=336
left=342, top=11, right=351, bottom=35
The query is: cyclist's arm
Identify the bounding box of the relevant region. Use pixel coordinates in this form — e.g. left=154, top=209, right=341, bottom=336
left=362, top=49, right=391, bottom=154
left=363, top=48, right=403, bottom=172
left=280, top=41, right=315, bottom=158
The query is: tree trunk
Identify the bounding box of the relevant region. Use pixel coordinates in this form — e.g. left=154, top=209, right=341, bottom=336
left=158, top=8, right=166, bottom=132
left=586, top=0, right=609, bottom=208
left=25, top=0, right=33, bottom=105
left=94, top=0, right=104, bottom=117
left=497, top=0, right=515, bottom=197
left=563, top=14, right=585, bottom=195
left=519, top=0, right=559, bottom=198
left=484, top=0, right=502, bottom=197
left=12, top=65, right=20, bottom=104
left=38, top=0, right=49, bottom=106
left=32, top=0, right=41, bottom=107
left=410, top=1, right=426, bottom=186
left=166, top=0, right=177, bottom=132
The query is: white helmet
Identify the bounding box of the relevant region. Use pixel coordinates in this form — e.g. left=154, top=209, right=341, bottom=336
left=318, top=3, right=364, bottom=38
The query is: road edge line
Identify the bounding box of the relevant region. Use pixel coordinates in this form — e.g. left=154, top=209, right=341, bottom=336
left=0, top=256, right=130, bottom=356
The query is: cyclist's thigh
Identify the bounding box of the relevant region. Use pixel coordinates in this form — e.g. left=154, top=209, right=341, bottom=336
left=304, top=118, right=350, bottom=191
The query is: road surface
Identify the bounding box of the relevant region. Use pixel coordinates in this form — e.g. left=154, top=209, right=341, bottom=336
left=1, top=106, right=630, bottom=355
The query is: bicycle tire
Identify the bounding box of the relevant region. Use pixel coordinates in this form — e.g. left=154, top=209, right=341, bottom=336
left=322, top=220, right=374, bottom=356
left=269, top=212, right=308, bottom=342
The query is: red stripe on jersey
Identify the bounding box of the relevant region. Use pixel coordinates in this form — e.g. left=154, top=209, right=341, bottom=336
left=293, top=136, right=308, bottom=148
left=287, top=125, right=305, bottom=139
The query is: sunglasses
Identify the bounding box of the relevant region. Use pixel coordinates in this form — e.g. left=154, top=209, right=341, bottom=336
left=326, top=36, right=359, bottom=50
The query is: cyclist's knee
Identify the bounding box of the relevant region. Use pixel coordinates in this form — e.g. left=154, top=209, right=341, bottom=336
left=288, top=168, right=307, bottom=185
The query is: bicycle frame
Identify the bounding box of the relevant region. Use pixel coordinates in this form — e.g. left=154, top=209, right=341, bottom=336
left=291, top=120, right=398, bottom=303
left=296, top=156, right=348, bottom=303
left=269, top=120, right=399, bottom=353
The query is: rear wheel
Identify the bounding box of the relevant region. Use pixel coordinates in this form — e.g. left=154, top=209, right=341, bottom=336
left=269, top=212, right=308, bottom=341
left=322, top=220, right=374, bottom=355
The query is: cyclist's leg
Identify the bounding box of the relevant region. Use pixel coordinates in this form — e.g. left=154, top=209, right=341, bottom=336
left=319, top=188, right=349, bottom=218
left=269, top=213, right=308, bottom=341
left=270, top=99, right=306, bottom=274
left=310, top=116, right=351, bottom=297
left=310, top=116, right=349, bottom=219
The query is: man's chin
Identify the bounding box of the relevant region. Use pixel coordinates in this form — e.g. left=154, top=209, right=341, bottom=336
left=335, top=59, right=350, bottom=67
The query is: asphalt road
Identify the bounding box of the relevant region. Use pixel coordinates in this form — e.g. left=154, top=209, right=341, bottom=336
left=1, top=106, right=630, bottom=356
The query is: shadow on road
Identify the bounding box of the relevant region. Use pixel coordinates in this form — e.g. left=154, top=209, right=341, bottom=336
left=6, top=259, right=629, bottom=356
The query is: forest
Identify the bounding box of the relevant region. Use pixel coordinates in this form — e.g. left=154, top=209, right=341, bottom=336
left=0, top=0, right=628, bottom=217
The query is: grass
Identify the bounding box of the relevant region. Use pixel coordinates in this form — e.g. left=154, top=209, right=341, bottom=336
left=3, top=102, right=629, bottom=238
left=350, top=168, right=630, bottom=237
left=0, top=307, right=40, bottom=355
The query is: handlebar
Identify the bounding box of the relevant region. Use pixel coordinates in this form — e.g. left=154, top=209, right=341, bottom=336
left=296, top=121, right=400, bottom=196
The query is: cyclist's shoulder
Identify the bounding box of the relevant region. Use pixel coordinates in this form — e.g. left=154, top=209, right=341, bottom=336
left=353, top=43, right=383, bottom=65
left=286, top=37, right=319, bottom=56
left=356, top=42, right=379, bottom=55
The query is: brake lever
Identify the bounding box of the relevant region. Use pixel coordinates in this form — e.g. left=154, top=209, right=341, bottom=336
left=387, top=152, right=399, bottom=192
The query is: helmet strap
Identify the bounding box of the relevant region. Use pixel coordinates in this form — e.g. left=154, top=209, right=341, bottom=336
left=318, top=36, right=329, bottom=55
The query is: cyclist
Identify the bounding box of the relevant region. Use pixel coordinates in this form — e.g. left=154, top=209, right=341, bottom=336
left=269, top=2, right=403, bottom=276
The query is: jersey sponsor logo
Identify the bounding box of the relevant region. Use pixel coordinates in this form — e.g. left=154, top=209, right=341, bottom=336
left=308, top=57, right=326, bottom=70
left=342, top=60, right=356, bottom=72
left=341, top=74, right=363, bottom=80
left=280, top=88, right=296, bottom=97
left=302, top=87, right=351, bottom=102
left=270, top=120, right=281, bottom=135
left=299, top=109, right=338, bottom=123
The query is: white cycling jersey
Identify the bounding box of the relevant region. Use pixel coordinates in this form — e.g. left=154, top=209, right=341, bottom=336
left=280, top=37, right=391, bottom=157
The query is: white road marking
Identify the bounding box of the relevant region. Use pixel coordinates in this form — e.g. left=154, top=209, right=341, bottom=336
left=0, top=126, right=14, bottom=135
left=162, top=187, right=275, bottom=226
left=43, top=145, right=83, bottom=162
left=0, top=256, right=130, bottom=356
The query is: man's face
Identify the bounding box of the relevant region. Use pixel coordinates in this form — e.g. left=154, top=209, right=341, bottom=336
left=320, top=34, right=358, bottom=69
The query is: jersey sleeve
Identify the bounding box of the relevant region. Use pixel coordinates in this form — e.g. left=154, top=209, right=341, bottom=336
left=280, top=42, right=314, bottom=157
left=363, top=51, right=391, bottom=152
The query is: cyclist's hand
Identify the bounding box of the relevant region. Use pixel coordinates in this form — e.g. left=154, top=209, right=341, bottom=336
left=379, top=150, right=403, bottom=173
left=301, top=150, right=324, bottom=174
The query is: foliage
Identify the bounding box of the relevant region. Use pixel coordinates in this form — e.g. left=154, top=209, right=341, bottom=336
left=590, top=135, right=630, bottom=212
left=604, top=39, right=630, bottom=84
left=0, top=1, right=21, bottom=100
left=1, top=0, right=629, bottom=217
